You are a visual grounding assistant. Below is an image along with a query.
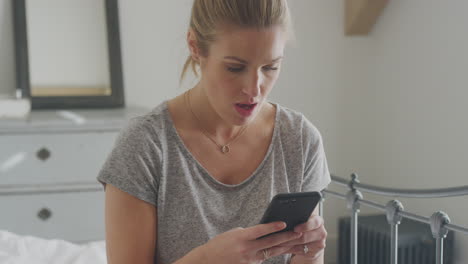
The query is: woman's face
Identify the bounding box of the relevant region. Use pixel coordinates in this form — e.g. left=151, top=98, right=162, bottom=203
left=197, top=25, right=287, bottom=126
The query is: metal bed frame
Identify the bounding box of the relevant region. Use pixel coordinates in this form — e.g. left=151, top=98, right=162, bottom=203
left=323, top=173, right=468, bottom=264
left=1, top=174, right=467, bottom=264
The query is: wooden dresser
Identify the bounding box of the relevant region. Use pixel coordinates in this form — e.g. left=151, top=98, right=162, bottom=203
left=0, top=107, right=146, bottom=243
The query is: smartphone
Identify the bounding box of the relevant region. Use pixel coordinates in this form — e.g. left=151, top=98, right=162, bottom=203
left=258, top=191, right=322, bottom=238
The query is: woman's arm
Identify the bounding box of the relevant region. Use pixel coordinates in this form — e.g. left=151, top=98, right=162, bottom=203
left=104, top=184, right=157, bottom=264
left=104, top=184, right=212, bottom=264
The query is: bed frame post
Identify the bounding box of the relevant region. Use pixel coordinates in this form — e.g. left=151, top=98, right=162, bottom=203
left=346, top=173, right=362, bottom=264
left=430, top=211, right=450, bottom=264
left=386, top=200, right=404, bottom=264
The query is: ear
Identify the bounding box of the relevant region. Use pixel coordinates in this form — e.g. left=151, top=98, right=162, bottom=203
left=187, top=29, right=200, bottom=62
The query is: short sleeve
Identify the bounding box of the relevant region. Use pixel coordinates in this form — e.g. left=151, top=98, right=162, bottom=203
left=301, top=115, right=331, bottom=192
left=97, top=118, right=161, bottom=206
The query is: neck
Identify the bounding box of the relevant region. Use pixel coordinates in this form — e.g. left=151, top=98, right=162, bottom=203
left=186, top=85, right=245, bottom=141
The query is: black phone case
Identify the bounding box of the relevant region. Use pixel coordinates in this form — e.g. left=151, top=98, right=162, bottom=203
left=258, top=192, right=322, bottom=238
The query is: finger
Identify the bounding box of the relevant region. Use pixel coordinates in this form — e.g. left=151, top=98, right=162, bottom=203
left=279, top=226, right=327, bottom=247
left=258, top=244, right=291, bottom=260
left=242, top=222, right=287, bottom=240
left=251, top=231, right=302, bottom=251
left=294, top=215, right=324, bottom=233
left=288, top=240, right=326, bottom=257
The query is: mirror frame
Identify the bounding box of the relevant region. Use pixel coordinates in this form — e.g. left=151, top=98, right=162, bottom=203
left=12, top=0, right=125, bottom=109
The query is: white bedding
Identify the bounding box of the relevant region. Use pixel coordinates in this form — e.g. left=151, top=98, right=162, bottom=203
left=0, top=230, right=106, bottom=264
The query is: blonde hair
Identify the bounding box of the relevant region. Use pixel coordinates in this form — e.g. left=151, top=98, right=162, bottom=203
left=181, top=0, right=293, bottom=81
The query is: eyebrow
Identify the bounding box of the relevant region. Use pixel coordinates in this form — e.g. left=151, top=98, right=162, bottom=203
left=223, top=56, right=283, bottom=64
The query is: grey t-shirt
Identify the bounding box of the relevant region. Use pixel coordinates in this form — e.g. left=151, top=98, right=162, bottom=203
left=97, top=102, right=331, bottom=264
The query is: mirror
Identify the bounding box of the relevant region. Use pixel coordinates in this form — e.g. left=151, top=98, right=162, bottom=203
left=12, top=0, right=124, bottom=109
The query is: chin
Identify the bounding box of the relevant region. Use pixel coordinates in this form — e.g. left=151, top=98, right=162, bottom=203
left=234, top=111, right=258, bottom=126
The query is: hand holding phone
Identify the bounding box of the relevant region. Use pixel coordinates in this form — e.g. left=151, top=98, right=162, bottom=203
left=258, top=191, right=322, bottom=238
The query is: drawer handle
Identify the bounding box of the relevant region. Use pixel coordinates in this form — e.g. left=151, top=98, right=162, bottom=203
left=38, top=208, right=52, bottom=221
left=37, top=148, right=51, bottom=161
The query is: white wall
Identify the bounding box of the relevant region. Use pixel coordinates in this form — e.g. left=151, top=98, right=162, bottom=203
left=329, top=0, right=468, bottom=263
left=1, top=0, right=466, bottom=263
left=364, top=0, right=468, bottom=262
left=117, top=0, right=192, bottom=108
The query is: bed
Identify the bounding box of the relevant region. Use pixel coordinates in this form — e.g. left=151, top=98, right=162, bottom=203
left=0, top=230, right=106, bottom=264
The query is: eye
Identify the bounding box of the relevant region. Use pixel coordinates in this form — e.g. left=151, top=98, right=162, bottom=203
left=262, top=65, right=279, bottom=71
left=226, top=65, right=245, bottom=73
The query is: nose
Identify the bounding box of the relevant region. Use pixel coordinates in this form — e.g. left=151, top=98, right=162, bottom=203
left=241, top=70, right=261, bottom=99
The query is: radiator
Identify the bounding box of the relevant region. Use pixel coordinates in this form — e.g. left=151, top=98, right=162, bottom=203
left=338, top=214, right=455, bottom=264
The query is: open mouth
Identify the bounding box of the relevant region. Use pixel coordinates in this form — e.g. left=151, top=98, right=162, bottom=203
left=236, top=103, right=257, bottom=110
left=234, top=103, right=258, bottom=117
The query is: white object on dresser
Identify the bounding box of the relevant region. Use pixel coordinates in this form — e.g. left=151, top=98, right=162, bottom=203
left=0, top=97, right=31, bottom=119
left=0, top=107, right=147, bottom=243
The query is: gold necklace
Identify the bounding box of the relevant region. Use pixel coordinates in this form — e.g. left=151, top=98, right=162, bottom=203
left=184, top=90, right=248, bottom=154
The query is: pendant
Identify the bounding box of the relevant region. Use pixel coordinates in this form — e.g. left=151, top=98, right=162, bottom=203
left=221, top=145, right=230, bottom=154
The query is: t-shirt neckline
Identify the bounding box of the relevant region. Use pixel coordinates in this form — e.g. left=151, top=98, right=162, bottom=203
left=163, top=101, right=281, bottom=189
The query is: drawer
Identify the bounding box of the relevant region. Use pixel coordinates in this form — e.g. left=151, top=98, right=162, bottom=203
left=0, top=132, right=117, bottom=185
left=0, top=191, right=105, bottom=242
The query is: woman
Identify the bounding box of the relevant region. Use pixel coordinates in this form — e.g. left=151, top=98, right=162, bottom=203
left=97, top=0, right=331, bottom=263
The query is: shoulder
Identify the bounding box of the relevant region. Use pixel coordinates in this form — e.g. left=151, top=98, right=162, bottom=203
left=275, top=104, right=323, bottom=144
left=117, top=102, right=170, bottom=148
